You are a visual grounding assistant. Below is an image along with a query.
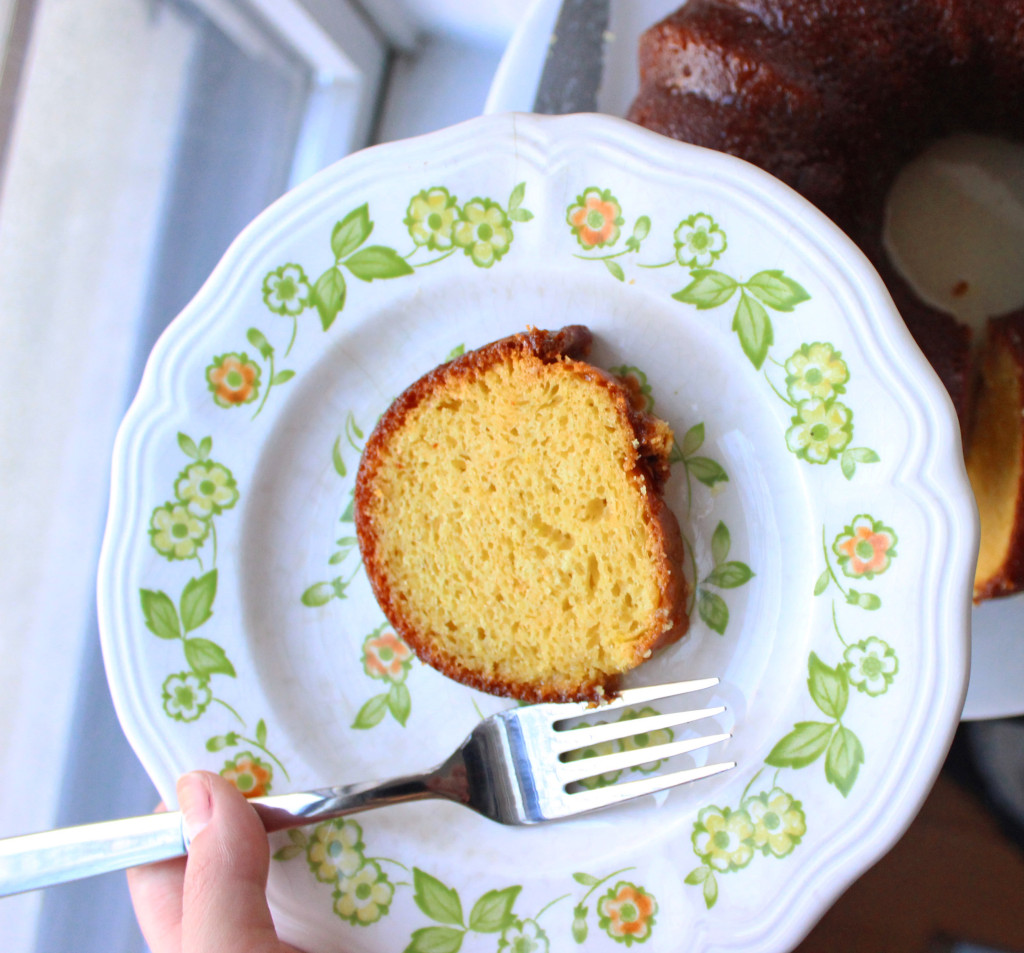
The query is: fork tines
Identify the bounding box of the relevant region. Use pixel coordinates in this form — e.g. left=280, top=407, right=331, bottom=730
left=549, top=676, right=722, bottom=725
left=545, top=677, right=734, bottom=808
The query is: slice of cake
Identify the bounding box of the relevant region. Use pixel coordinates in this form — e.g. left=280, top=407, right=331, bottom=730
left=354, top=326, right=689, bottom=702
left=966, top=311, right=1024, bottom=602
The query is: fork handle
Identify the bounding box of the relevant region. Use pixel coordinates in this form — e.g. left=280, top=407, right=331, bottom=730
left=0, top=811, right=187, bottom=897
left=0, top=770, right=446, bottom=898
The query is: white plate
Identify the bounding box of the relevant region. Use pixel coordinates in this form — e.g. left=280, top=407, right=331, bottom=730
left=98, top=112, right=975, bottom=953
left=487, top=0, right=1024, bottom=723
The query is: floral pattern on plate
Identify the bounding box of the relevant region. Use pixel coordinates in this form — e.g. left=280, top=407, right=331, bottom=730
left=100, top=114, right=974, bottom=953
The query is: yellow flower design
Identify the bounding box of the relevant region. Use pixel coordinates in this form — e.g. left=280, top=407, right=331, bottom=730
left=334, top=860, right=394, bottom=925
left=149, top=502, right=209, bottom=560
left=785, top=398, right=853, bottom=463
left=453, top=198, right=512, bottom=267
left=564, top=719, right=621, bottom=789
left=785, top=342, right=848, bottom=402
left=617, top=706, right=673, bottom=773
left=306, top=819, right=364, bottom=883
left=405, top=187, right=459, bottom=250
left=742, top=787, right=806, bottom=858
left=692, top=805, right=755, bottom=872
left=174, top=461, right=239, bottom=519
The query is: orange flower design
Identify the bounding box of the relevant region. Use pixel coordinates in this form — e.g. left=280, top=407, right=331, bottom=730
left=598, top=881, right=657, bottom=944
left=221, top=752, right=272, bottom=798
left=207, top=352, right=261, bottom=408
left=567, top=187, right=623, bottom=249
left=833, top=515, right=897, bottom=579
left=363, top=630, right=413, bottom=681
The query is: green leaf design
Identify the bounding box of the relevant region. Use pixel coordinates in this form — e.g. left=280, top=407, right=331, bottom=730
left=703, top=872, right=718, bottom=909
left=698, top=589, right=729, bottom=635
left=508, top=207, right=533, bottom=223
left=765, top=721, right=834, bottom=769
left=246, top=327, right=273, bottom=360
left=710, top=521, right=730, bottom=566
left=744, top=270, right=811, bottom=311
left=684, top=866, right=710, bottom=885
left=183, top=637, right=236, bottom=678
left=256, top=718, right=268, bottom=747
left=177, top=432, right=199, bottom=460
left=825, top=724, right=865, bottom=796
left=841, top=447, right=880, bottom=480
left=633, top=215, right=651, bottom=242
left=405, top=926, right=464, bottom=953
left=413, top=868, right=464, bottom=926
left=508, top=182, right=526, bottom=212
left=301, top=582, right=335, bottom=607
left=331, top=576, right=351, bottom=600
left=388, top=681, right=412, bottom=726
left=732, top=290, right=773, bottom=369
left=197, top=436, right=212, bottom=460
left=140, top=589, right=181, bottom=640
left=271, top=369, right=295, bottom=386
left=345, top=245, right=415, bottom=281
left=604, top=259, right=625, bottom=281
left=673, top=270, right=738, bottom=309
left=340, top=494, right=355, bottom=522
left=313, top=266, right=346, bottom=331
left=813, top=569, right=831, bottom=596
left=331, top=204, right=373, bottom=260
left=353, top=694, right=389, bottom=729
left=272, top=844, right=305, bottom=862
left=468, top=886, right=521, bottom=933
left=686, top=456, right=729, bottom=487
left=807, top=652, right=849, bottom=720
left=704, top=561, right=754, bottom=589
left=179, top=570, right=217, bottom=634
left=840, top=452, right=857, bottom=481
left=572, top=872, right=601, bottom=887
left=332, top=436, right=346, bottom=478
left=680, top=422, right=704, bottom=457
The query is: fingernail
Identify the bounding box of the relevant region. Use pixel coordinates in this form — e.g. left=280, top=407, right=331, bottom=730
left=178, top=772, right=214, bottom=843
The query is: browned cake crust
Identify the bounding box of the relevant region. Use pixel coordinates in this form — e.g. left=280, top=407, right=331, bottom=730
left=354, top=326, right=690, bottom=702
left=968, top=311, right=1024, bottom=602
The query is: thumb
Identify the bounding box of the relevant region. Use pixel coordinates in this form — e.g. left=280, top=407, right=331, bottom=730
left=178, top=770, right=281, bottom=953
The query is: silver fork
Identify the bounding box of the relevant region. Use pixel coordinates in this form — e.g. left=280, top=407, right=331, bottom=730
left=0, top=678, right=732, bottom=897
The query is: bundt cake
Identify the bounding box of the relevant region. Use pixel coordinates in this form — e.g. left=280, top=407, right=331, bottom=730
left=627, top=0, right=1024, bottom=599
left=967, top=311, right=1024, bottom=602
left=354, top=326, right=689, bottom=703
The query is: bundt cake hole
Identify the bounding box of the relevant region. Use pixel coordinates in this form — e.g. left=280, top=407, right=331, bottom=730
left=884, top=134, right=1024, bottom=327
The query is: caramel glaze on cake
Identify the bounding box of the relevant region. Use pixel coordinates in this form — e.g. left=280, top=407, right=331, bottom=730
left=628, top=0, right=1024, bottom=428
left=628, top=0, right=1024, bottom=598
left=354, top=326, right=690, bottom=703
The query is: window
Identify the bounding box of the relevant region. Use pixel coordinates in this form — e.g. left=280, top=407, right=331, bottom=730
left=0, top=2, right=389, bottom=950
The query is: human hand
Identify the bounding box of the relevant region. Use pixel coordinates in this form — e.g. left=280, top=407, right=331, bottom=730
left=127, top=770, right=303, bottom=953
